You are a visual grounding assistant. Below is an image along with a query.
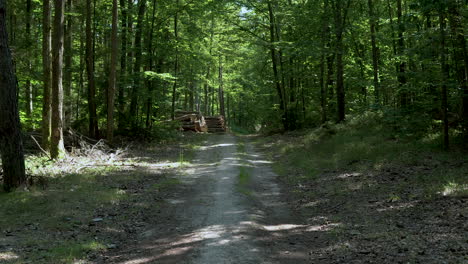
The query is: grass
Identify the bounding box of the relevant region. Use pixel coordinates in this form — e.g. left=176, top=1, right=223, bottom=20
left=0, top=133, right=209, bottom=263
left=236, top=139, right=252, bottom=196
left=260, top=111, right=468, bottom=198
left=237, top=167, right=252, bottom=196
left=254, top=113, right=468, bottom=262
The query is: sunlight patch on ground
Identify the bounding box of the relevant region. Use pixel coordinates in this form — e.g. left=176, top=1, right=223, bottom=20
left=0, top=252, right=19, bottom=261
left=440, top=182, right=468, bottom=196
left=376, top=201, right=417, bottom=212
left=146, top=162, right=184, bottom=168
left=262, top=224, right=305, bottom=231
left=247, top=159, right=273, bottom=164
left=305, top=223, right=342, bottom=232
left=336, top=172, right=362, bottom=179
left=200, top=143, right=235, bottom=150
left=166, top=199, right=186, bottom=204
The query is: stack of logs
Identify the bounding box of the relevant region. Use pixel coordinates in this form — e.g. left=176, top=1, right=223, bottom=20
left=175, top=111, right=208, bottom=132
left=175, top=111, right=226, bottom=133
left=205, top=116, right=226, bottom=133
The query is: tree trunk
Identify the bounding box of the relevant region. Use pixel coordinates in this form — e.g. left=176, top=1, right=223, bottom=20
left=204, top=67, right=210, bottom=115
left=0, top=0, right=27, bottom=191
left=51, top=0, right=66, bottom=159
left=218, top=55, right=225, bottom=117
left=130, top=0, right=146, bottom=127
left=333, top=0, right=349, bottom=122
left=145, top=0, right=157, bottom=128
left=42, top=0, right=52, bottom=150
left=268, top=0, right=287, bottom=129
left=117, top=0, right=127, bottom=130
left=397, top=0, right=407, bottom=108
left=439, top=9, right=449, bottom=150
left=107, top=0, right=118, bottom=142
left=25, top=0, right=33, bottom=120
left=64, top=0, right=73, bottom=128
left=447, top=0, right=468, bottom=140
left=86, top=0, right=98, bottom=138
left=171, top=0, right=179, bottom=120
left=368, top=0, right=380, bottom=106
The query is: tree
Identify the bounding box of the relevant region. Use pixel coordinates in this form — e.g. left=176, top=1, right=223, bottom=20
left=107, top=0, right=118, bottom=142
left=333, top=0, right=351, bottom=122
left=0, top=0, right=27, bottom=191
left=42, top=0, right=52, bottom=150
left=368, top=0, right=380, bottom=105
left=86, top=0, right=98, bottom=138
left=129, top=0, right=146, bottom=127
left=50, top=0, right=66, bottom=159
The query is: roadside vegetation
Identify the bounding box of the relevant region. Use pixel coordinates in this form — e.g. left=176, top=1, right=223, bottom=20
left=257, top=112, right=468, bottom=262
left=0, top=133, right=206, bottom=264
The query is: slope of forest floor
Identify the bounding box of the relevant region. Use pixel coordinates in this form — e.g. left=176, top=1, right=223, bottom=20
left=0, top=133, right=206, bottom=264
left=254, top=113, right=468, bottom=263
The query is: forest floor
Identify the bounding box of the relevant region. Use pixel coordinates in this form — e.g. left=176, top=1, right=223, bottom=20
left=1, top=123, right=468, bottom=263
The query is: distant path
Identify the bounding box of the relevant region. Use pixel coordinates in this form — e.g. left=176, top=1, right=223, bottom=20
left=105, top=134, right=310, bottom=264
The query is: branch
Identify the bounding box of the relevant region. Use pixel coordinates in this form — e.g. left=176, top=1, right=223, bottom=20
left=30, top=135, right=52, bottom=160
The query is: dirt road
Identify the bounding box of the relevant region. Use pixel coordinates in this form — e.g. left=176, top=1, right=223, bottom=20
left=105, top=134, right=311, bottom=264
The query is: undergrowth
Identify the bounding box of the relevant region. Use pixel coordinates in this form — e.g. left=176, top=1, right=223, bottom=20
left=261, top=111, right=468, bottom=198
left=0, top=133, right=207, bottom=263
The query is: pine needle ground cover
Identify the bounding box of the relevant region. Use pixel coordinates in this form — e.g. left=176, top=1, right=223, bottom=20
left=256, top=112, right=468, bottom=263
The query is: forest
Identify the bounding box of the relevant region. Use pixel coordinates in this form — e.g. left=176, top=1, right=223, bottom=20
left=0, top=0, right=467, bottom=263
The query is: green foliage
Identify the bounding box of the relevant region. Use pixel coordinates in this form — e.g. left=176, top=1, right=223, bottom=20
left=261, top=112, right=468, bottom=198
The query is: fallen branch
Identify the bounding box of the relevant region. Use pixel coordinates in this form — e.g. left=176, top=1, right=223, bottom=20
left=30, top=135, right=52, bottom=160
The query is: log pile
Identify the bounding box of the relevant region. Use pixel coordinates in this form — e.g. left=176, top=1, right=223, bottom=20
left=175, top=111, right=208, bottom=132
left=205, top=116, right=226, bottom=133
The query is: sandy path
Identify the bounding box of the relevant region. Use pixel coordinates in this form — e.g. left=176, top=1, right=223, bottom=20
left=104, top=134, right=310, bottom=264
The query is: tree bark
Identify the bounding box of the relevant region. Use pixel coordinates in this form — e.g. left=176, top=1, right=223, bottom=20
left=107, top=0, right=118, bottom=142
left=268, top=0, right=287, bottom=129
left=86, top=0, right=98, bottom=138
left=0, top=0, right=27, bottom=191
left=218, top=55, right=226, bottom=118
left=117, top=0, right=128, bottom=130
left=171, top=0, right=179, bottom=120
left=368, top=0, right=380, bottom=106
left=397, top=0, right=408, bottom=107
left=64, top=0, right=73, bottom=128
left=25, top=0, right=33, bottom=120
left=51, top=0, right=66, bottom=159
left=447, top=0, right=468, bottom=140
left=333, top=0, right=350, bottom=122
left=439, top=9, right=449, bottom=150
left=42, top=0, right=52, bottom=150
left=145, top=0, right=157, bottom=128
left=130, top=0, right=146, bottom=127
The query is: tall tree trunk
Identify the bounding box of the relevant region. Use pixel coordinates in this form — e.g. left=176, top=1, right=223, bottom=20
left=171, top=0, right=179, bottom=120
left=268, top=0, right=287, bottom=129
left=368, top=0, right=380, bottom=106
left=64, top=0, right=73, bottom=128
left=397, top=0, right=407, bottom=108
left=204, top=67, right=210, bottom=115
left=333, top=0, right=350, bottom=122
left=130, top=0, right=146, bottom=127
left=447, top=0, right=468, bottom=140
left=86, top=0, right=98, bottom=138
left=107, top=0, right=118, bottom=142
left=25, top=0, right=33, bottom=120
left=117, top=0, right=127, bottom=130
left=42, top=0, right=52, bottom=150
left=439, top=9, right=449, bottom=150
left=0, top=0, right=27, bottom=191
left=145, top=0, right=157, bottom=128
left=51, top=0, right=66, bottom=159
left=218, top=55, right=225, bottom=117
